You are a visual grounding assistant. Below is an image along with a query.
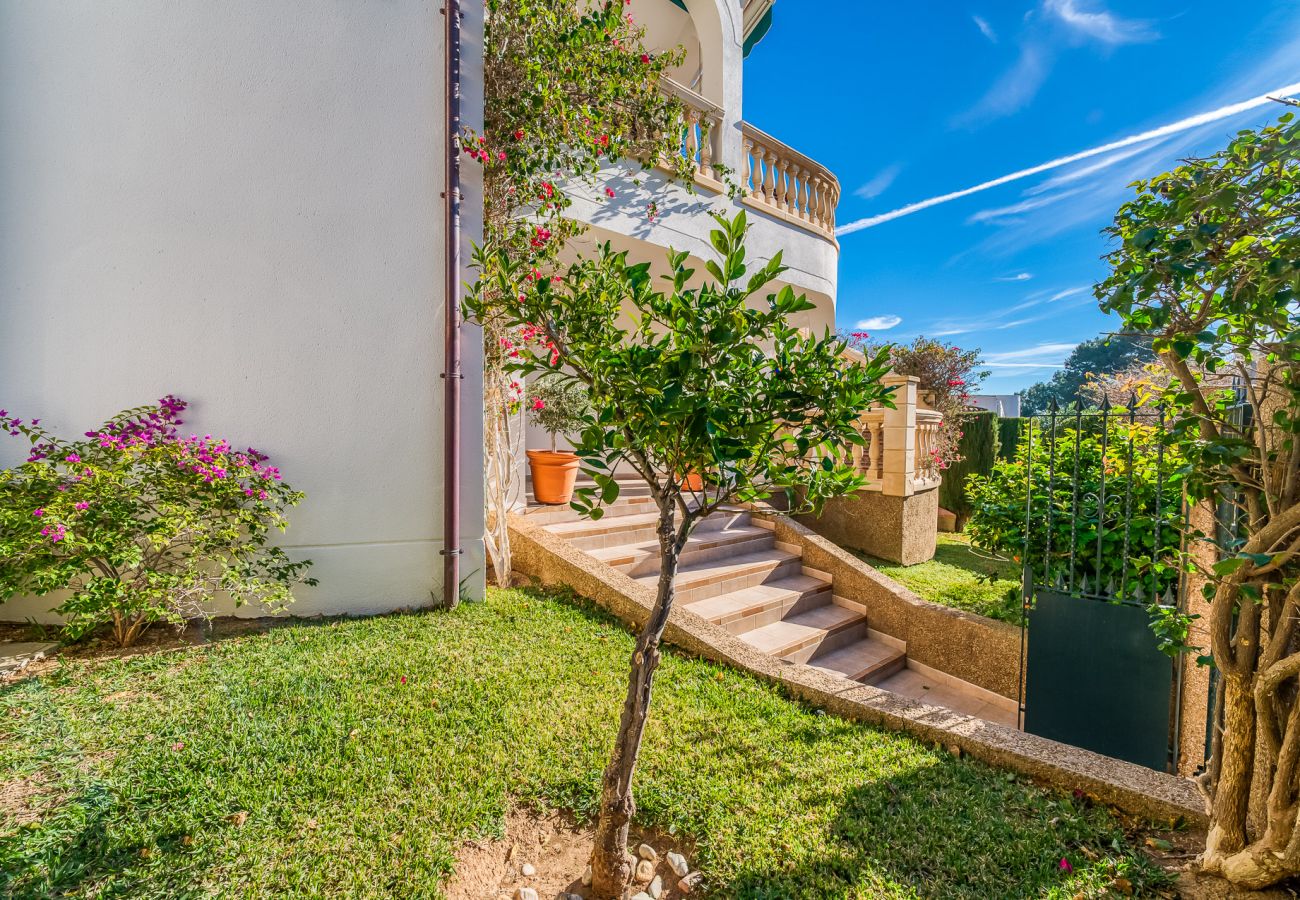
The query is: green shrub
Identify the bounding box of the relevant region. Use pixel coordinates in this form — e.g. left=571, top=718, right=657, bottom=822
left=938, top=411, right=999, bottom=528
left=996, top=416, right=1026, bottom=461
left=965, top=418, right=1183, bottom=612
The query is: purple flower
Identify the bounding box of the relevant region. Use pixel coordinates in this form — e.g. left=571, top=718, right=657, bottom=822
left=33, top=508, right=44, bottom=517
left=75, top=501, right=89, bottom=511
left=66, top=453, right=81, bottom=463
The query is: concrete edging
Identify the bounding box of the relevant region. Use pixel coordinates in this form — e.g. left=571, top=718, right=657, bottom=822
left=509, top=513, right=1207, bottom=828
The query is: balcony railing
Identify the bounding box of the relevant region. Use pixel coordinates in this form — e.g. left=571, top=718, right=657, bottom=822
left=661, top=77, right=724, bottom=187
left=741, top=123, right=839, bottom=242
left=657, top=79, right=840, bottom=243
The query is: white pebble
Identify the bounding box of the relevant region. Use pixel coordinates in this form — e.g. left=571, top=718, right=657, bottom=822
left=520, top=862, right=536, bottom=877
left=648, top=874, right=663, bottom=898
left=514, top=889, right=538, bottom=900
left=637, top=842, right=658, bottom=861
left=666, top=851, right=689, bottom=877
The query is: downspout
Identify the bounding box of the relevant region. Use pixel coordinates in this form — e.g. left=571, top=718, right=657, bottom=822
left=441, top=0, right=463, bottom=607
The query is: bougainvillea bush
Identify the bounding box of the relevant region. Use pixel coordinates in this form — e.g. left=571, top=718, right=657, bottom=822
left=0, top=396, right=314, bottom=646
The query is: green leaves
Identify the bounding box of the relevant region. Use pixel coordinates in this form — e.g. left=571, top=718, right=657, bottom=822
left=476, top=212, right=890, bottom=523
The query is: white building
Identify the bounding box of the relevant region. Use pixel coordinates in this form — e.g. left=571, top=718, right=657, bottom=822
left=968, top=394, right=1023, bottom=418
left=0, top=1, right=487, bottom=620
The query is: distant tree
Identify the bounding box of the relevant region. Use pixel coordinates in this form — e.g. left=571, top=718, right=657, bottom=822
left=844, top=333, right=987, bottom=468
left=1020, top=334, right=1155, bottom=413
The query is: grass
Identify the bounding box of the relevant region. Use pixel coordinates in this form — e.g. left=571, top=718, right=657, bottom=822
left=0, top=588, right=1175, bottom=898
left=857, top=533, right=1023, bottom=624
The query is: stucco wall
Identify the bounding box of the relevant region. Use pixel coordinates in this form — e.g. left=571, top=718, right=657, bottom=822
left=0, top=1, right=485, bottom=620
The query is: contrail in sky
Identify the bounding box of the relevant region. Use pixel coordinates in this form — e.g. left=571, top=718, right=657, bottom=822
left=836, top=81, right=1300, bottom=236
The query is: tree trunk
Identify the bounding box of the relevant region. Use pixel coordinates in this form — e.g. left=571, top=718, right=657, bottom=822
left=589, top=505, right=685, bottom=899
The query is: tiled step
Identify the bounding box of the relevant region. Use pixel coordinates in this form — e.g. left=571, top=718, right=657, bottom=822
left=808, top=637, right=907, bottom=683
left=737, top=604, right=867, bottom=663
left=638, top=549, right=803, bottom=605
left=590, top=525, right=775, bottom=576
left=521, top=494, right=657, bottom=526
left=685, top=574, right=832, bottom=634
left=545, top=507, right=750, bottom=551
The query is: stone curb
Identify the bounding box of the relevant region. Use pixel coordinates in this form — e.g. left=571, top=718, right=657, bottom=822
left=509, top=513, right=1207, bottom=828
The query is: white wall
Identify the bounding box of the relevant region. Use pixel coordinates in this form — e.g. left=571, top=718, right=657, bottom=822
left=0, top=1, right=485, bottom=620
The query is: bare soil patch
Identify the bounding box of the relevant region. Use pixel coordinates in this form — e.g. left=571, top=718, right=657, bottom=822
left=447, top=807, right=698, bottom=900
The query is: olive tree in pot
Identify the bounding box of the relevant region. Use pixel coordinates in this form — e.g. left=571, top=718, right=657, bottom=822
left=468, top=212, right=892, bottom=897
left=526, top=374, right=591, bottom=504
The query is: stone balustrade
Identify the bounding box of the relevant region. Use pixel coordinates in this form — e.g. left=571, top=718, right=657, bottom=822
left=660, top=77, right=724, bottom=186
left=852, top=375, right=943, bottom=497
left=741, top=122, right=840, bottom=242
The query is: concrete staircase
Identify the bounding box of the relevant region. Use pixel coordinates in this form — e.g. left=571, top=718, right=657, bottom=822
left=527, top=478, right=909, bottom=688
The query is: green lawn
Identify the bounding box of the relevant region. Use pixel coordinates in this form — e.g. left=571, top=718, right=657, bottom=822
left=1, top=588, right=1173, bottom=898
left=857, top=533, right=1023, bottom=624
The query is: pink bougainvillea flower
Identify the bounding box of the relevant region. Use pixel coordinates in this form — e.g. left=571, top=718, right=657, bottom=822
left=33, top=508, right=44, bottom=517
left=66, top=453, right=81, bottom=463
left=75, top=501, right=90, bottom=510
left=172, top=741, right=185, bottom=751
left=1058, top=858, right=1072, bottom=873
left=605, top=187, right=616, bottom=198
left=399, top=676, right=407, bottom=685
left=948, top=379, right=966, bottom=387
left=532, top=398, right=545, bottom=411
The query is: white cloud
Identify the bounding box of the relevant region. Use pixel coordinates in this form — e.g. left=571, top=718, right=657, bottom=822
left=1045, top=0, right=1156, bottom=45
left=1047, top=286, right=1087, bottom=302
left=837, top=79, right=1300, bottom=236
left=953, top=42, right=1049, bottom=127
left=853, top=163, right=902, bottom=200
left=982, top=341, right=1077, bottom=368
left=995, top=272, right=1033, bottom=282
left=968, top=188, right=1086, bottom=224
left=973, top=14, right=998, bottom=42
left=854, top=315, right=903, bottom=331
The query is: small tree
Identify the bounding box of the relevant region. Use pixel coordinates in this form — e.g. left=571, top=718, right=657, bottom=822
left=467, top=212, right=891, bottom=897
left=1098, top=113, right=1300, bottom=888
left=526, top=375, right=591, bottom=452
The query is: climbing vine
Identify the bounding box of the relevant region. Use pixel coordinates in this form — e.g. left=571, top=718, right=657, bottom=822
left=463, top=0, right=695, bottom=583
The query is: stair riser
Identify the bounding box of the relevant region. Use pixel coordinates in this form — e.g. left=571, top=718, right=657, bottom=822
left=616, top=534, right=776, bottom=577
left=522, top=496, right=656, bottom=526
left=718, top=588, right=833, bottom=635
left=564, top=510, right=751, bottom=552
left=675, top=559, right=804, bottom=605
left=858, top=654, right=908, bottom=684
left=780, top=621, right=868, bottom=665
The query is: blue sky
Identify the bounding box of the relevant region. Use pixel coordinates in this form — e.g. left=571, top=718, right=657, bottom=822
left=743, top=1, right=1300, bottom=394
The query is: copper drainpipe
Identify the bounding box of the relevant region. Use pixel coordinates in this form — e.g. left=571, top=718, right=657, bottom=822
left=441, top=0, right=463, bottom=607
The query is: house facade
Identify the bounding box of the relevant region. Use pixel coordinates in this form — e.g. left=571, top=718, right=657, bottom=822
left=0, top=1, right=487, bottom=619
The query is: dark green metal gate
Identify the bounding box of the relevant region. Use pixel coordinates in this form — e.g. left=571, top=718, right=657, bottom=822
left=1016, top=398, right=1185, bottom=772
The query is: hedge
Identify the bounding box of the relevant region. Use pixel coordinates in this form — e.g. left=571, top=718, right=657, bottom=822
left=939, top=410, right=1000, bottom=528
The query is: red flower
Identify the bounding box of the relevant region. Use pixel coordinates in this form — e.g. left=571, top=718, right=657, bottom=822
left=640, top=54, right=650, bottom=64
left=532, top=398, right=545, bottom=411
left=948, top=379, right=966, bottom=387
left=513, top=129, right=524, bottom=141
left=605, top=187, right=616, bottom=198
left=597, top=134, right=610, bottom=147
left=1058, top=858, right=1072, bottom=874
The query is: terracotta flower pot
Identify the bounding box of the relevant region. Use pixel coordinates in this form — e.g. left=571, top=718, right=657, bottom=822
left=528, top=450, right=581, bottom=504
left=680, top=470, right=704, bottom=491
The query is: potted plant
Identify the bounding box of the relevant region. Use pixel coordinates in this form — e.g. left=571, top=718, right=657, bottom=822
left=525, top=375, right=590, bottom=504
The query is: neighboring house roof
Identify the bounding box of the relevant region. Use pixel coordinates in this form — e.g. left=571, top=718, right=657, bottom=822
left=664, top=0, right=775, bottom=57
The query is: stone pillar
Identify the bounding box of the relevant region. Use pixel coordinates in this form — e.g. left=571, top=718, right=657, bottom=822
left=1177, top=499, right=1217, bottom=776
left=880, top=374, right=918, bottom=498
